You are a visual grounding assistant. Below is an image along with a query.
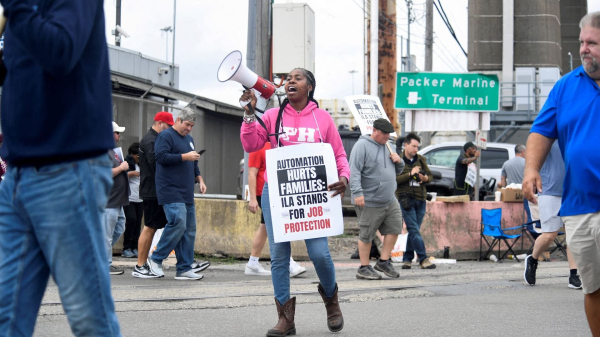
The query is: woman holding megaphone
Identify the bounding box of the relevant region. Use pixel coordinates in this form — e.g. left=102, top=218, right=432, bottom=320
left=240, top=68, right=349, bottom=336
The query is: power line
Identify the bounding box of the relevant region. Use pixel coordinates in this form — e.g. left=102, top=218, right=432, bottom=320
left=433, top=0, right=467, bottom=57
left=432, top=48, right=460, bottom=72
left=411, top=17, right=466, bottom=71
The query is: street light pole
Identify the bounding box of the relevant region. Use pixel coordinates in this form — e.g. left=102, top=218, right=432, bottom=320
left=171, top=0, right=176, bottom=87
left=160, top=26, right=172, bottom=62
left=349, top=70, right=358, bottom=95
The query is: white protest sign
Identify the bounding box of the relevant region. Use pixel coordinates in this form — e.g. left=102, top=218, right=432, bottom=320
left=465, top=163, right=477, bottom=187
left=114, top=147, right=124, bottom=162
left=266, top=143, right=344, bottom=243
left=345, top=95, right=397, bottom=138
left=475, top=129, right=487, bottom=150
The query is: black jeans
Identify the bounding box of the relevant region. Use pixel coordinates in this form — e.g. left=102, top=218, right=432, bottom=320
left=123, top=202, right=143, bottom=250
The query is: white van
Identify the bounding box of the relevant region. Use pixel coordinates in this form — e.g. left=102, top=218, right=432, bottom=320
left=419, top=142, right=517, bottom=184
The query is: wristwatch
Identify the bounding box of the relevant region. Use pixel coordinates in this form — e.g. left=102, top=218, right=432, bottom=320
left=243, top=114, right=256, bottom=124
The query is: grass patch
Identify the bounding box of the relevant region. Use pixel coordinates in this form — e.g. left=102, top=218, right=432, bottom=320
left=194, top=253, right=240, bottom=264
left=332, top=232, right=357, bottom=239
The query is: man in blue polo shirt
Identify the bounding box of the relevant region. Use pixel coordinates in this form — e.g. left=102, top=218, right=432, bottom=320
left=146, top=108, right=207, bottom=280
left=523, top=11, right=600, bottom=335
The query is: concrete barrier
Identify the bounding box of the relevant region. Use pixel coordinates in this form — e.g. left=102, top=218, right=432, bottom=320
left=113, top=200, right=530, bottom=261
left=419, top=201, right=526, bottom=260
left=114, top=199, right=310, bottom=259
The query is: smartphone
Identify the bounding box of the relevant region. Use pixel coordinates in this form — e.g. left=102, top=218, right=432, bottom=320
left=198, top=149, right=206, bottom=155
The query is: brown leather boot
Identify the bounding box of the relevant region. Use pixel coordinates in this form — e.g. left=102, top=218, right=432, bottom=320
left=266, top=297, right=296, bottom=337
left=318, top=283, right=344, bottom=332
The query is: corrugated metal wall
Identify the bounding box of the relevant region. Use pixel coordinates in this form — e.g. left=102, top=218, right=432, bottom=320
left=112, top=96, right=244, bottom=195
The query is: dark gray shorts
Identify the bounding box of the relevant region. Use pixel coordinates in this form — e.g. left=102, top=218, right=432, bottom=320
left=355, top=201, right=403, bottom=243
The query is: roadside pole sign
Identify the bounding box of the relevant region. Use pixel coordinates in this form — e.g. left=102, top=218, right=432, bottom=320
left=345, top=95, right=397, bottom=137
left=265, top=143, right=344, bottom=243
left=475, top=129, right=487, bottom=150
left=395, top=72, right=500, bottom=111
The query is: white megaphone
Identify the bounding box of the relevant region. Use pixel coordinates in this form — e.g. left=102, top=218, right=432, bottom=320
left=217, top=50, right=275, bottom=99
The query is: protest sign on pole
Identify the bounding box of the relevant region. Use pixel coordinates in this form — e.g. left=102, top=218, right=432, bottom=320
left=345, top=95, right=397, bottom=138
left=265, top=143, right=344, bottom=243
left=465, top=163, right=477, bottom=187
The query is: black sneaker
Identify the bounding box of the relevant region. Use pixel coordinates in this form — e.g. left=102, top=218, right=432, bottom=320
left=374, top=259, right=400, bottom=278
left=132, top=263, right=162, bottom=279
left=524, top=255, right=537, bottom=286
left=110, top=265, right=124, bottom=275
left=191, top=260, right=211, bottom=273
left=568, top=274, right=582, bottom=289
left=356, top=265, right=382, bottom=280
left=350, top=249, right=360, bottom=259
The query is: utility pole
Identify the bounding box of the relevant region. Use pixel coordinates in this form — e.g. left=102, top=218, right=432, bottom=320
left=369, top=0, right=379, bottom=97
left=379, top=0, right=397, bottom=130
left=242, top=0, right=272, bottom=196
left=420, top=0, right=434, bottom=147
left=424, top=0, right=433, bottom=71
left=406, top=0, right=412, bottom=71
left=115, top=0, right=122, bottom=46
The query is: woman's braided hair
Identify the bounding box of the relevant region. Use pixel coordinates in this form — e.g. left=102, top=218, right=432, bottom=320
left=274, top=68, right=319, bottom=141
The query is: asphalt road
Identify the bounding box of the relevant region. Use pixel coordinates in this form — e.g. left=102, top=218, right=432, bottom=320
left=33, top=258, right=591, bottom=336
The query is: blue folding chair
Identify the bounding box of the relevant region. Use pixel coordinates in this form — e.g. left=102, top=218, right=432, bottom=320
left=521, top=201, right=567, bottom=258
left=480, top=208, right=523, bottom=262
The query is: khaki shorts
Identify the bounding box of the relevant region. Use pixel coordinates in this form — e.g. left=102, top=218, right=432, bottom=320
left=562, top=211, right=600, bottom=294
left=355, top=201, right=403, bottom=243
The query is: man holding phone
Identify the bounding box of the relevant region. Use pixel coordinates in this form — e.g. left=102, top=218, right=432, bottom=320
left=147, top=108, right=206, bottom=280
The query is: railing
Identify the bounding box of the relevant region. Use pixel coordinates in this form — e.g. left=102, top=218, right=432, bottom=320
left=499, top=81, right=554, bottom=112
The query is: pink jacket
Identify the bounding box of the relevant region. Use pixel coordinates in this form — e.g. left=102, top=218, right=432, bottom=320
left=240, top=101, right=350, bottom=183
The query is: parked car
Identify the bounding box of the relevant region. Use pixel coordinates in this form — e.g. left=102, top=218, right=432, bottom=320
left=418, top=142, right=517, bottom=198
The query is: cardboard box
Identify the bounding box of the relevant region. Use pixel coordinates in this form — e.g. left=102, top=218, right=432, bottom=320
left=501, top=188, right=524, bottom=202
left=437, top=195, right=470, bottom=203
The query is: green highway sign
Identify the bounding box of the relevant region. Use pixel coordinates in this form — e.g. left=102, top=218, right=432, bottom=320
left=395, top=72, right=500, bottom=111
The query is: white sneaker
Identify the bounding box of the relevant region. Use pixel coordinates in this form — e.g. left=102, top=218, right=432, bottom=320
left=245, top=262, right=271, bottom=276
left=147, top=258, right=164, bottom=277
left=175, top=270, right=203, bottom=280
left=289, top=261, right=306, bottom=277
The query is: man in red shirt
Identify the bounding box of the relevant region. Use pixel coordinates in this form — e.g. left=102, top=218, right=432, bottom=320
left=245, top=143, right=306, bottom=277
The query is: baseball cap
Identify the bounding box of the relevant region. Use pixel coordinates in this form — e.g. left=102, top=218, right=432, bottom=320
left=372, top=118, right=395, bottom=133
left=112, top=121, right=125, bottom=133
left=463, top=141, right=476, bottom=151
left=154, top=111, right=174, bottom=126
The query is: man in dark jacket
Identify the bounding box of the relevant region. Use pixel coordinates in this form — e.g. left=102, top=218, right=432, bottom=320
left=133, top=112, right=173, bottom=278
left=0, top=1, right=121, bottom=335
left=105, top=122, right=130, bottom=276
left=396, top=133, right=436, bottom=270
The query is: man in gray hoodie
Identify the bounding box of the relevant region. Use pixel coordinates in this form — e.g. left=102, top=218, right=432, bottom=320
left=350, top=118, right=405, bottom=280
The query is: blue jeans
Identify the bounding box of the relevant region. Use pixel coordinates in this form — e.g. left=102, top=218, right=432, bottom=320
left=151, top=203, right=196, bottom=274
left=104, top=207, right=125, bottom=265
left=0, top=155, right=121, bottom=336
left=262, top=184, right=336, bottom=305
left=400, top=198, right=428, bottom=263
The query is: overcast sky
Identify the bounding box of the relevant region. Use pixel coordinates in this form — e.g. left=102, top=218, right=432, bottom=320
left=103, top=0, right=600, bottom=107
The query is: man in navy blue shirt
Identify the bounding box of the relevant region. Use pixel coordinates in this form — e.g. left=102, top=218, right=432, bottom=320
left=0, top=0, right=121, bottom=335
left=146, top=108, right=207, bottom=280
left=524, top=12, right=600, bottom=335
